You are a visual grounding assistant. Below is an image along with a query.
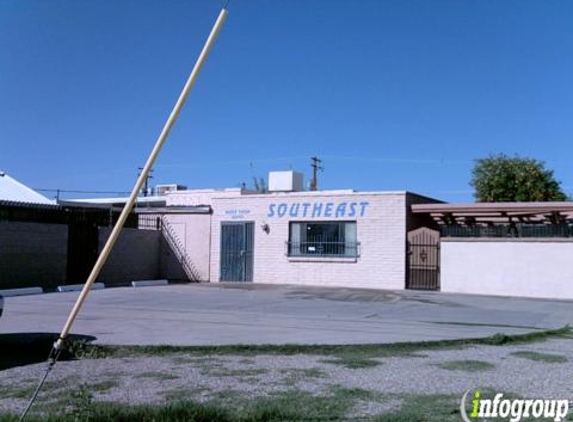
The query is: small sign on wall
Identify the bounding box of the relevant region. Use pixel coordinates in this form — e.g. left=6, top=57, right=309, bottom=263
left=224, top=209, right=251, bottom=220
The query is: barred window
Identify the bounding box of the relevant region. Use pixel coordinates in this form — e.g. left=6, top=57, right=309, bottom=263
left=287, top=221, right=359, bottom=257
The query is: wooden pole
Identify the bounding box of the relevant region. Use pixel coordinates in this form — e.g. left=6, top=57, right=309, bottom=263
left=54, top=7, right=228, bottom=351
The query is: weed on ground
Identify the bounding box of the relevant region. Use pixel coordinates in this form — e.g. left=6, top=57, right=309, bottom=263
left=510, top=350, right=568, bottom=363
left=437, top=359, right=496, bottom=372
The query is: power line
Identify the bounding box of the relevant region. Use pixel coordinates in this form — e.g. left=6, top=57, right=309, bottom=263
left=34, top=188, right=131, bottom=195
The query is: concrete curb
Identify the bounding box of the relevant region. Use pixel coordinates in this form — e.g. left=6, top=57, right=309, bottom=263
left=57, top=283, right=105, bottom=292
left=131, top=279, right=169, bottom=287
left=0, top=287, right=43, bottom=297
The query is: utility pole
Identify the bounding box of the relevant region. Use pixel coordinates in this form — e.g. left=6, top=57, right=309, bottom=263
left=138, top=167, right=154, bottom=196
left=310, top=156, right=323, bottom=191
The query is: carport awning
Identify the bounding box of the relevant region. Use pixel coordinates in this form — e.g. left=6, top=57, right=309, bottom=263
left=412, top=202, right=573, bottom=225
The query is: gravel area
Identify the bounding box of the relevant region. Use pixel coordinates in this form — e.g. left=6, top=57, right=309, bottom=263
left=1, top=338, right=572, bottom=417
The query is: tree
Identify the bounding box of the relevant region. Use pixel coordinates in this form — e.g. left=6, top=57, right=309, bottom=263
left=470, top=154, right=568, bottom=202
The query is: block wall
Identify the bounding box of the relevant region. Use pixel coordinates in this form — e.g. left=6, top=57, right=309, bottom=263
left=0, top=221, right=68, bottom=289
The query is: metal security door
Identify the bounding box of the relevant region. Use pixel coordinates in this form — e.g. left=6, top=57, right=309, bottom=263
left=407, top=227, right=440, bottom=290
left=220, top=222, right=254, bottom=282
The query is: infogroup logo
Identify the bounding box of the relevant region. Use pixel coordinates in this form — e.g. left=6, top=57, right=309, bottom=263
left=460, top=390, right=569, bottom=422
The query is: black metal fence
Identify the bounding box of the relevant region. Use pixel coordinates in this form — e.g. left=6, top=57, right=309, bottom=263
left=137, top=214, right=163, bottom=230
left=0, top=200, right=138, bottom=228
left=441, top=224, right=573, bottom=238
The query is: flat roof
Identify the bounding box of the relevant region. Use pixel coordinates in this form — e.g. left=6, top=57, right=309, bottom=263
left=135, top=205, right=211, bottom=214
left=66, top=196, right=166, bottom=204
left=176, top=189, right=438, bottom=199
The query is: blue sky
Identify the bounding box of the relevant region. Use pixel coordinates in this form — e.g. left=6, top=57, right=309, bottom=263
left=1, top=0, right=572, bottom=202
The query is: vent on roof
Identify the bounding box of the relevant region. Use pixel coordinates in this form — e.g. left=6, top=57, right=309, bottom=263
left=155, top=184, right=187, bottom=196
left=268, top=171, right=304, bottom=192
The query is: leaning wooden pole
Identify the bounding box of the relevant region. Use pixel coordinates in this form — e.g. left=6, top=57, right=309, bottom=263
left=57, top=7, right=228, bottom=349
left=20, top=9, right=228, bottom=420
left=55, top=7, right=228, bottom=351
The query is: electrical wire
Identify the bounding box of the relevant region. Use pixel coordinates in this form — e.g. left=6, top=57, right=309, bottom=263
left=34, top=188, right=131, bottom=195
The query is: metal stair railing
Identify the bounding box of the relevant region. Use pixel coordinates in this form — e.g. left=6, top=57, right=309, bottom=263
left=160, top=218, right=201, bottom=282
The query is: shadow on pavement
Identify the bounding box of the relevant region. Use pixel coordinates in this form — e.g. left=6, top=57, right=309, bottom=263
left=0, top=333, right=96, bottom=370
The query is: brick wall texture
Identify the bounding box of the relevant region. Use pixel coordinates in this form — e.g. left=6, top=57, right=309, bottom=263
left=0, top=221, right=68, bottom=289
left=168, top=190, right=433, bottom=290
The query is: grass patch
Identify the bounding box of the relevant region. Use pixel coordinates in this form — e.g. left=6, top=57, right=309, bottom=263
left=2, top=327, right=569, bottom=372
left=510, top=350, right=569, bottom=363
left=372, top=393, right=462, bottom=422
left=302, top=368, right=326, bottom=378
left=164, top=387, right=211, bottom=402
left=64, top=326, right=572, bottom=360
left=329, top=385, right=379, bottom=401
left=230, top=388, right=374, bottom=421
left=0, top=384, right=35, bottom=399
left=372, top=391, right=541, bottom=422
left=171, top=356, right=222, bottom=365
left=279, top=367, right=327, bottom=386
left=0, top=387, right=388, bottom=422
left=209, top=390, right=246, bottom=405
left=203, top=368, right=268, bottom=377
left=0, top=400, right=230, bottom=422
left=170, top=356, right=198, bottom=364
left=437, top=359, right=495, bottom=372
left=4, top=389, right=540, bottom=422
left=135, top=371, right=179, bottom=380
left=280, top=368, right=326, bottom=378
left=88, top=380, right=120, bottom=392
left=320, top=356, right=382, bottom=369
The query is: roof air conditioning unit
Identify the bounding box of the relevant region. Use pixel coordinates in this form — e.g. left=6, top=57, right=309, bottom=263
left=268, top=171, right=304, bottom=192
left=155, top=184, right=187, bottom=196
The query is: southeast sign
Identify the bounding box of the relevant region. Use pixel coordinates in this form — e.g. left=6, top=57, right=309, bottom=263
left=267, top=201, right=370, bottom=218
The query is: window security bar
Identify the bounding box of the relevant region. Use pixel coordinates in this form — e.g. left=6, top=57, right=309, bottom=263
left=285, top=241, right=361, bottom=258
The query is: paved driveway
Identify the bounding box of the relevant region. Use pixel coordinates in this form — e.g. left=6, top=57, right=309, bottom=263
left=1, top=283, right=571, bottom=345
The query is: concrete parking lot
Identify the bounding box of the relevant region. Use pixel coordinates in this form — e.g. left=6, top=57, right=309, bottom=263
left=1, top=283, right=571, bottom=345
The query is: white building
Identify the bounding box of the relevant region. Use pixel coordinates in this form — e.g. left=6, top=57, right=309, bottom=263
left=159, top=171, right=439, bottom=290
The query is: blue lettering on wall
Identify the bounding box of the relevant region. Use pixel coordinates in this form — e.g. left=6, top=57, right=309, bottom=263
left=312, top=203, right=323, bottom=217
left=277, top=203, right=288, bottom=217
left=289, top=203, right=300, bottom=217
left=359, top=201, right=369, bottom=217
left=348, top=202, right=357, bottom=217
left=266, top=201, right=370, bottom=219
